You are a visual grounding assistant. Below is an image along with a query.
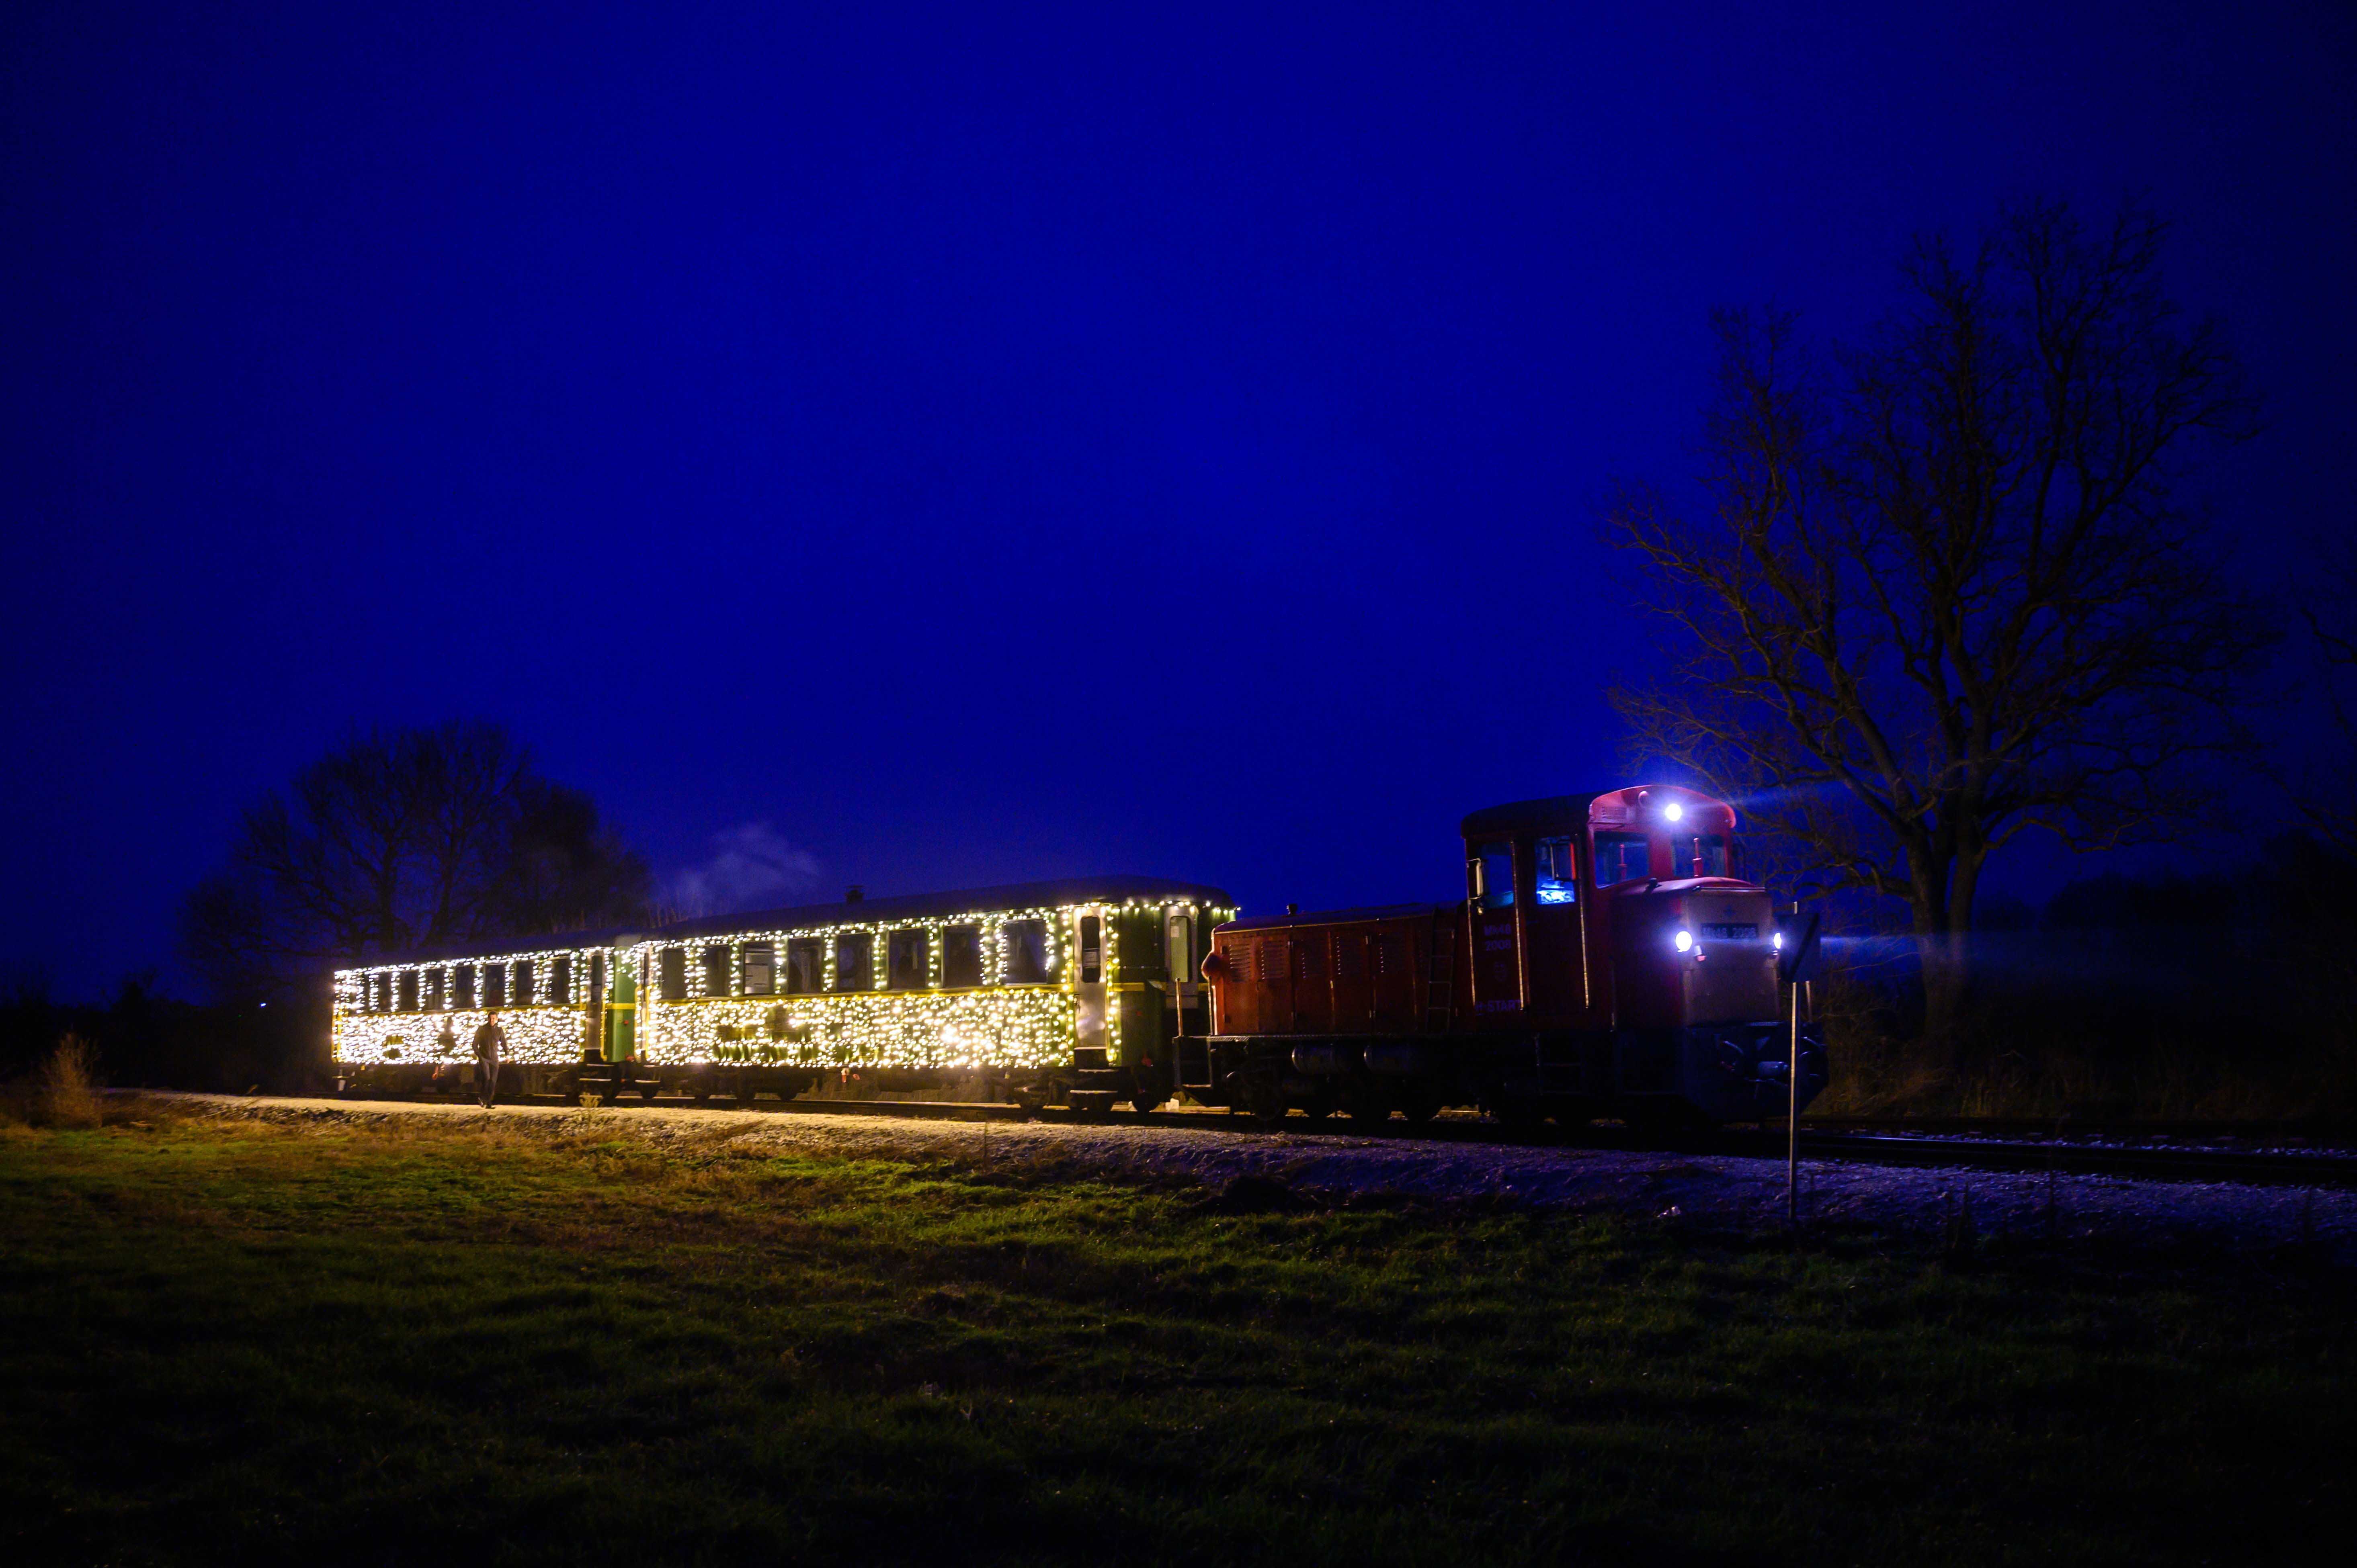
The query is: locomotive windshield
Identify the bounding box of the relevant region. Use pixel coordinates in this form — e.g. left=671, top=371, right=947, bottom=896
left=1672, top=833, right=1730, bottom=878
left=1593, top=831, right=1652, bottom=886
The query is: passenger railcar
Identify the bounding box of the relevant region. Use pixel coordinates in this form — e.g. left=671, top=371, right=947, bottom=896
left=331, top=877, right=1233, bottom=1109
left=1182, top=785, right=1826, bottom=1126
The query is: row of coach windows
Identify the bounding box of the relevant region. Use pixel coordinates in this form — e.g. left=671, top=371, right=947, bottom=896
left=649, top=921, right=1056, bottom=1001
left=361, top=955, right=574, bottom=1013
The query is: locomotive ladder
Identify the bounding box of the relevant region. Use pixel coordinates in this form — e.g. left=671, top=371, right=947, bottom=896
left=1424, top=909, right=1458, bottom=1033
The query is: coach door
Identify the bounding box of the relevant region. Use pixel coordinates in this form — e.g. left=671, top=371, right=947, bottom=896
left=1466, top=840, right=1523, bottom=1023
left=1074, top=909, right=1109, bottom=1064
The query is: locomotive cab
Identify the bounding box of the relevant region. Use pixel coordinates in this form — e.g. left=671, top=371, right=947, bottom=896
left=1458, top=785, right=1824, bottom=1123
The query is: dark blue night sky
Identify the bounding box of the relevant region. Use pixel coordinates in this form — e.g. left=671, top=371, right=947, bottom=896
left=5, top=2, right=2352, bottom=999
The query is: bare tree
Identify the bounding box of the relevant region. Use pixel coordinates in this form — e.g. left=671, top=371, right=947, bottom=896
left=183, top=721, right=652, bottom=1001
left=2282, top=528, right=2357, bottom=860
left=1606, top=200, right=2268, bottom=1038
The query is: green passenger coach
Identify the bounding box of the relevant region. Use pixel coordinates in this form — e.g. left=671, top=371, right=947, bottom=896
left=330, top=877, right=1234, bottom=1111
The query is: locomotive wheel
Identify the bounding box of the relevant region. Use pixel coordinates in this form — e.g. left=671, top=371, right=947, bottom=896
left=1243, top=1080, right=1288, bottom=1127
left=1488, top=1097, right=1543, bottom=1131
left=1297, top=1097, right=1334, bottom=1124
left=1398, top=1095, right=1440, bottom=1126
left=1343, top=1095, right=1390, bottom=1127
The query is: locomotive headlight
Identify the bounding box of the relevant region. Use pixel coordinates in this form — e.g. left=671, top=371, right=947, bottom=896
left=1773, top=930, right=1784, bottom=951
left=1674, top=929, right=1694, bottom=952
left=1664, top=801, right=1685, bottom=823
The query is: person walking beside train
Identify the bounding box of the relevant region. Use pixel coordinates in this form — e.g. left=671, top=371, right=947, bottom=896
left=473, top=1009, right=506, bottom=1108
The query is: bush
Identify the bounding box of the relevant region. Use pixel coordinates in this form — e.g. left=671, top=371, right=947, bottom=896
left=35, top=1034, right=102, bottom=1129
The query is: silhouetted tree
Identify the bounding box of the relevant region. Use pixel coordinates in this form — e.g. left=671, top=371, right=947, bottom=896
left=1606, top=199, right=2268, bottom=1040
left=2285, top=527, right=2357, bottom=859
left=182, top=721, right=651, bottom=1003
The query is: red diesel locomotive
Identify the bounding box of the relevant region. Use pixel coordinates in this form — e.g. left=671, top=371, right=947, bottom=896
left=1165, top=784, right=1826, bottom=1128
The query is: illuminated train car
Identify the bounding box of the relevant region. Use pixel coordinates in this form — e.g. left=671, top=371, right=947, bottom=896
left=1185, top=785, right=1826, bottom=1126
left=332, top=878, right=1233, bottom=1108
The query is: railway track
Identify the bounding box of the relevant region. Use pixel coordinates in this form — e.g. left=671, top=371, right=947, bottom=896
left=339, top=1089, right=2357, bottom=1190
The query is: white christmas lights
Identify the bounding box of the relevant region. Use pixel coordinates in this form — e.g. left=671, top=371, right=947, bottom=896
left=330, top=897, right=1236, bottom=1077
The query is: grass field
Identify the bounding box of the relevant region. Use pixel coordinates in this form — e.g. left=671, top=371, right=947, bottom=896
left=2, top=1103, right=2350, bottom=1566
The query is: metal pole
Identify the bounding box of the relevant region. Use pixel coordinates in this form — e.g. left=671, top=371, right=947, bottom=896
left=1787, top=899, right=1800, bottom=1232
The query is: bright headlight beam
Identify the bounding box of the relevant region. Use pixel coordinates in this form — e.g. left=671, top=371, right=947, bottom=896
left=1674, top=929, right=1694, bottom=952
left=1663, top=801, right=1685, bottom=822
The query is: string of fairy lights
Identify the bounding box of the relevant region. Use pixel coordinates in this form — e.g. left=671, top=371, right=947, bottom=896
left=330, top=897, right=1234, bottom=1076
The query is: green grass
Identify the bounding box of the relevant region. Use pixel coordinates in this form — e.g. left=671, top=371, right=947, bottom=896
left=1, top=1105, right=2350, bottom=1566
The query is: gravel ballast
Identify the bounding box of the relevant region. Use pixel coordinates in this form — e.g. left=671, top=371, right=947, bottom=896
left=168, top=1093, right=2357, bottom=1262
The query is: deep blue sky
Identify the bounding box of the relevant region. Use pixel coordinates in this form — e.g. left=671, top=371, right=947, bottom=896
left=5, top=2, right=2352, bottom=999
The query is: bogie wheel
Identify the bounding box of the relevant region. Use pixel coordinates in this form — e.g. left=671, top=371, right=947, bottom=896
left=1487, top=1097, right=1544, bottom=1132
left=1399, top=1095, right=1441, bottom=1127
left=1343, top=1093, right=1392, bottom=1127
left=1129, top=1096, right=1164, bottom=1118
left=1244, top=1081, right=1289, bottom=1128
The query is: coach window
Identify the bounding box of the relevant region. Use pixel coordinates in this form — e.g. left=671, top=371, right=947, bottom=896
left=784, top=939, right=823, bottom=995
left=887, top=929, right=928, bottom=989
left=1593, top=831, right=1652, bottom=887
left=1671, top=833, right=1730, bottom=879
left=701, top=944, right=731, bottom=996
left=1535, top=836, right=1578, bottom=905
left=741, top=942, right=775, bottom=995
left=1166, top=914, right=1193, bottom=982
left=550, top=954, right=572, bottom=1005
left=422, top=968, right=445, bottom=1011
left=513, top=960, right=534, bottom=1006
left=483, top=962, right=507, bottom=1008
left=1472, top=842, right=1515, bottom=911
left=396, top=970, right=417, bottom=1011
left=1005, top=919, right=1049, bottom=983
left=942, top=925, right=983, bottom=988
left=455, top=965, right=477, bottom=1009
left=658, top=947, right=687, bottom=1001
left=834, top=933, right=874, bottom=991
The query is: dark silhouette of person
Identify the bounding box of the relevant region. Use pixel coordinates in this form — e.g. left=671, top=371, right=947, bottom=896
left=473, top=1009, right=506, bottom=1107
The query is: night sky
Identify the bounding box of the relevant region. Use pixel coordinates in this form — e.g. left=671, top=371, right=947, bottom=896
left=5, top=2, right=2352, bottom=1000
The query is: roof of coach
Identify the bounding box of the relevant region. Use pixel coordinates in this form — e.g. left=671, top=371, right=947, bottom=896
left=344, top=875, right=1235, bottom=969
